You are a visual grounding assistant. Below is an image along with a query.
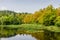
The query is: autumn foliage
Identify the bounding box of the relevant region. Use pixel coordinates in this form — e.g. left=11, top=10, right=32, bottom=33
left=0, top=5, right=60, bottom=26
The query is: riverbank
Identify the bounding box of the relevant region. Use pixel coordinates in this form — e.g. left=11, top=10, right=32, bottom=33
left=0, top=24, right=60, bottom=40
left=0, top=24, right=44, bottom=37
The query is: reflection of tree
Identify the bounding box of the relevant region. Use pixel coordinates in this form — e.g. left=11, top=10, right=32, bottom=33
left=44, top=30, right=58, bottom=40
left=30, top=32, right=44, bottom=40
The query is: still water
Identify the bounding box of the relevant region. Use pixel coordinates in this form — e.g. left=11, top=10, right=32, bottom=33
left=1, top=34, right=37, bottom=40
left=0, top=32, right=44, bottom=40
left=1, top=32, right=44, bottom=40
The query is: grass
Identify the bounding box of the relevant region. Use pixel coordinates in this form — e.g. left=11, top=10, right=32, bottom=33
left=0, top=24, right=44, bottom=37
left=0, top=24, right=60, bottom=33
left=0, top=24, right=60, bottom=40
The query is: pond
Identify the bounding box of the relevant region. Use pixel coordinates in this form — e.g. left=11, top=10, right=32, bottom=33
left=0, top=32, right=44, bottom=40
left=1, top=34, right=36, bottom=40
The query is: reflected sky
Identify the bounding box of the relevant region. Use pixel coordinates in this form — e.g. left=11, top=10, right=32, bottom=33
left=1, top=34, right=36, bottom=40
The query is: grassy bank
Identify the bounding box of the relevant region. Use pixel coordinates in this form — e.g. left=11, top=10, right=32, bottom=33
left=0, top=24, right=60, bottom=33
left=0, top=24, right=44, bottom=37
left=0, top=24, right=60, bottom=40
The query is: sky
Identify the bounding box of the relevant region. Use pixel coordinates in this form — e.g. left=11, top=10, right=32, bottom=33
left=0, top=0, right=60, bottom=13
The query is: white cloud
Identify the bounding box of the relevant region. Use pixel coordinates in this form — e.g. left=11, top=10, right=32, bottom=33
left=0, top=6, right=8, bottom=10
left=15, top=10, right=20, bottom=13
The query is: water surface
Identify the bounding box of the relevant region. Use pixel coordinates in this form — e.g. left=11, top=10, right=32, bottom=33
left=1, top=34, right=37, bottom=40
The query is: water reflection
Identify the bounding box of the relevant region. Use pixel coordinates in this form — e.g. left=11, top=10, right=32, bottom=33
left=1, top=34, right=37, bottom=40
left=31, top=32, right=44, bottom=40
left=1, top=32, right=44, bottom=40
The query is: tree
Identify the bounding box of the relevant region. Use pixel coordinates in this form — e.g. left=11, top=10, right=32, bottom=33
left=43, top=5, right=56, bottom=26
left=54, top=16, right=60, bottom=27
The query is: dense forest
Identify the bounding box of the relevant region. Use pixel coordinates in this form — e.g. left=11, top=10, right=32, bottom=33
left=0, top=5, right=60, bottom=27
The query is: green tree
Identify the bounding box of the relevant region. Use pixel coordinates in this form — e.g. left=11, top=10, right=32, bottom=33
left=43, top=5, right=56, bottom=26
left=54, top=16, right=60, bottom=27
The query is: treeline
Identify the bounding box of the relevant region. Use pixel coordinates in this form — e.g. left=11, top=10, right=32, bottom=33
left=0, top=5, right=60, bottom=26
